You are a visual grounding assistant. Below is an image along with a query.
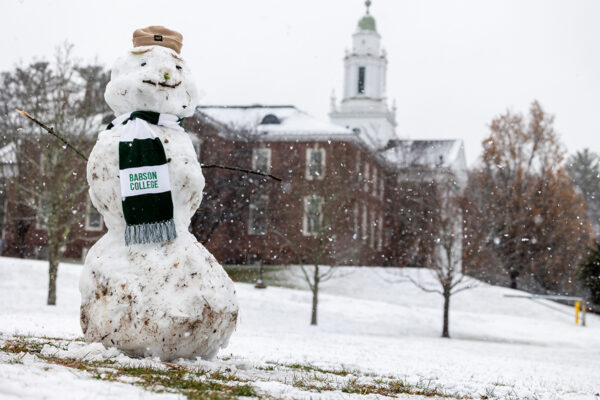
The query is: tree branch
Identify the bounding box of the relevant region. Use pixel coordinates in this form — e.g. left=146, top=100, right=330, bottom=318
left=15, top=109, right=89, bottom=161
left=200, top=163, right=281, bottom=182
left=407, top=275, right=443, bottom=295
left=15, top=109, right=282, bottom=181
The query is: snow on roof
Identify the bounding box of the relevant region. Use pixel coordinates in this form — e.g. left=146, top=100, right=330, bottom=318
left=381, top=139, right=465, bottom=169
left=196, top=105, right=353, bottom=139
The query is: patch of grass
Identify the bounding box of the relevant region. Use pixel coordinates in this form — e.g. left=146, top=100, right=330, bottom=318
left=2, top=336, right=538, bottom=400
left=480, top=385, right=497, bottom=399
left=341, top=376, right=454, bottom=398
left=282, top=362, right=357, bottom=377
left=223, top=264, right=289, bottom=286
left=291, top=373, right=335, bottom=393
left=1, top=337, right=256, bottom=400
left=256, top=364, right=276, bottom=371
left=1, top=337, right=48, bottom=354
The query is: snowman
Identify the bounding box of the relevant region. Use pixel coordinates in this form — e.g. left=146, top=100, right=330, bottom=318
left=80, top=26, right=238, bottom=361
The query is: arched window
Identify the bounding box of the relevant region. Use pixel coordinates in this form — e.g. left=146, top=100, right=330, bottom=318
left=261, top=114, right=280, bottom=125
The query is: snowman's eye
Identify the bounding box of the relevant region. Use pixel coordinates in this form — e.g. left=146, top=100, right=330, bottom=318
left=176, top=65, right=182, bottom=70
left=141, top=62, right=147, bottom=67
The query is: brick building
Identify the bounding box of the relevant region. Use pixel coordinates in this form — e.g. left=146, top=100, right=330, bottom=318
left=0, top=3, right=466, bottom=268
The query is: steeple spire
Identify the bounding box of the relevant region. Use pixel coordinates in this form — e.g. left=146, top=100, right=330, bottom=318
left=329, top=0, right=397, bottom=149
left=358, top=0, right=376, bottom=32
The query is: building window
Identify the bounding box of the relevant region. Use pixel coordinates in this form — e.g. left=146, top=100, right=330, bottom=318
left=248, top=195, right=268, bottom=235
left=252, top=148, right=271, bottom=174
left=303, top=195, right=323, bottom=236
left=306, top=148, right=326, bottom=180
left=370, top=210, right=376, bottom=248
left=361, top=204, right=367, bottom=241
left=372, top=167, right=378, bottom=196
left=355, top=152, right=361, bottom=183
left=358, top=66, right=366, bottom=94
left=261, top=114, right=280, bottom=125
left=86, top=199, right=103, bottom=231
left=377, top=213, right=383, bottom=251
left=353, top=203, right=359, bottom=240
left=364, top=163, right=370, bottom=191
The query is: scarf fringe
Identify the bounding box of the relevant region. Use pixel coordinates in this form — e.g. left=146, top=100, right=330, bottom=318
left=124, top=219, right=177, bottom=245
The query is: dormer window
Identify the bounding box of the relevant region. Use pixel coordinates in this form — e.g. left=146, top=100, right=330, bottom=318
left=358, top=66, right=366, bottom=94
left=261, top=114, right=280, bottom=125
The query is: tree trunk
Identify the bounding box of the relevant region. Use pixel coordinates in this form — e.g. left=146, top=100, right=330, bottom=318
left=47, top=257, right=58, bottom=306
left=311, top=265, right=320, bottom=326
left=442, top=289, right=450, bottom=338
left=509, top=270, right=519, bottom=289
left=17, top=220, right=28, bottom=258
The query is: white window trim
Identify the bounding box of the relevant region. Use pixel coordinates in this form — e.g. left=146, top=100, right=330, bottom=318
left=361, top=204, right=367, bottom=241
left=252, top=148, right=272, bottom=174
left=356, top=152, right=361, bottom=183
left=1, top=197, right=7, bottom=240
left=353, top=203, right=359, bottom=240
left=305, top=148, right=326, bottom=181
left=248, top=195, right=268, bottom=236
left=369, top=210, right=376, bottom=248
left=377, top=213, right=383, bottom=251
left=372, top=167, right=378, bottom=197
left=303, top=195, right=323, bottom=236
left=85, top=199, right=103, bottom=231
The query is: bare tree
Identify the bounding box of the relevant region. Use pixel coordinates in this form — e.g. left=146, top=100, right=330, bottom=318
left=0, top=43, right=110, bottom=305
left=384, top=163, right=472, bottom=338
left=409, top=174, right=473, bottom=338
left=273, top=150, right=363, bottom=326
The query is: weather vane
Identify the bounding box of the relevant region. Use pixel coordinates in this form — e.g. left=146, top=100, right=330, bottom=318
left=365, top=0, right=372, bottom=14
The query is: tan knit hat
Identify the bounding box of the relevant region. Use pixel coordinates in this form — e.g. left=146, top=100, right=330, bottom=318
left=132, top=26, right=183, bottom=54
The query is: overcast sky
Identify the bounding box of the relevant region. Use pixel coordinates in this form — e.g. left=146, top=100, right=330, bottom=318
left=2, top=0, right=599, bottom=166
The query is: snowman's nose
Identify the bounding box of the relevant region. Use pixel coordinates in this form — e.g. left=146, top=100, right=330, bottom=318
left=164, top=73, right=171, bottom=80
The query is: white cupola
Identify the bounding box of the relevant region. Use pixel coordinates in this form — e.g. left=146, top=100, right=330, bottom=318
left=329, top=0, right=397, bottom=149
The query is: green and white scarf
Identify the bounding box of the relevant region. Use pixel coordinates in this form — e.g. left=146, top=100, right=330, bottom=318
left=107, top=111, right=184, bottom=245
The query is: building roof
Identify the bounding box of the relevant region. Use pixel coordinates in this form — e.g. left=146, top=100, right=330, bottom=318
left=381, top=139, right=463, bottom=168
left=358, top=0, right=377, bottom=31
left=196, top=105, right=354, bottom=140
left=358, top=15, right=376, bottom=32
left=381, top=139, right=467, bottom=186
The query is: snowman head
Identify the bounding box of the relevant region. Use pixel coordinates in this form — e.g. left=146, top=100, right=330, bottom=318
left=105, top=26, right=198, bottom=118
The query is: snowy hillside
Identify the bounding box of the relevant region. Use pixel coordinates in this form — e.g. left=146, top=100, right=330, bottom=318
left=1, top=257, right=599, bottom=399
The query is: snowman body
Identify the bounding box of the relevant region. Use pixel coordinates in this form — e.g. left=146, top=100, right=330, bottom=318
left=80, top=45, right=238, bottom=361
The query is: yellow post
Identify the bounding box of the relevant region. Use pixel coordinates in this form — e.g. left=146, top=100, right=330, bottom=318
left=575, top=301, right=580, bottom=325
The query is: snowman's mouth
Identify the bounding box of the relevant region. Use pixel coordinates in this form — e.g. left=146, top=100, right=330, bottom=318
left=142, top=79, right=182, bottom=89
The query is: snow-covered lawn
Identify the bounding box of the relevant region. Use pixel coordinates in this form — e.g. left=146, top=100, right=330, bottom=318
left=1, top=257, right=599, bottom=399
